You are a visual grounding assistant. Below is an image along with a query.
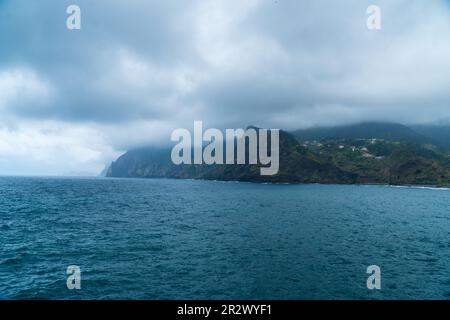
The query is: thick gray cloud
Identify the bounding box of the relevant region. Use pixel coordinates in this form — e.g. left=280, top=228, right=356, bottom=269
left=1, top=0, right=450, bottom=174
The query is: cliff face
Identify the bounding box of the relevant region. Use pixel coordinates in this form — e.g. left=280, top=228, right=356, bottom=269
left=107, top=125, right=450, bottom=186
left=106, top=130, right=357, bottom=183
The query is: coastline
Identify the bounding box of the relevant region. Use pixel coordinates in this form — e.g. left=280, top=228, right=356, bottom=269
left=103, top=175, right=450, bottom=189
left=3, top=175, right=449, bottom=190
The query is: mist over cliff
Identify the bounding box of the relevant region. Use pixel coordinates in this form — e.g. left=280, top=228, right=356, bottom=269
left=107, top=122, right=450, bottom=186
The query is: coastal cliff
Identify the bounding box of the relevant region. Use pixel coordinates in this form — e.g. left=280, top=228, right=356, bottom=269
left=107, top=122, right=450, bottom=186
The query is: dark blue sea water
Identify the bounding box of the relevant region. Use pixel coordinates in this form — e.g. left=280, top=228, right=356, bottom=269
left=0, top=177, right=449, bottom=299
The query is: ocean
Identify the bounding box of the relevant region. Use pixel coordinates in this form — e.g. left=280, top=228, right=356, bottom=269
left=0, top=177, right=449, bottom=299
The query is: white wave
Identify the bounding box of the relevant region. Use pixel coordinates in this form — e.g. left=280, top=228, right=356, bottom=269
left=388, top=185, right=450, bottom=191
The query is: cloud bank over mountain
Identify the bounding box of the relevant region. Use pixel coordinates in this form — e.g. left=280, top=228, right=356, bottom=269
left=1, top=0, right=450, bottom=174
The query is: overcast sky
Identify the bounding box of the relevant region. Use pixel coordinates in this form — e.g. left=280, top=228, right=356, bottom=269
left=1, top=0, right=450, bottom=175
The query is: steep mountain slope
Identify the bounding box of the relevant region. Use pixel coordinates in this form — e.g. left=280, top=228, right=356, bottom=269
left=304, top=138, right=450, bottom=186
left=107, top=130, right=357, bottom=183
left=107, top=123, right=450, bottom=186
